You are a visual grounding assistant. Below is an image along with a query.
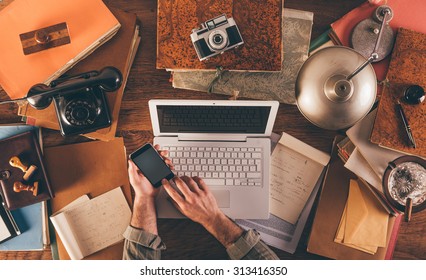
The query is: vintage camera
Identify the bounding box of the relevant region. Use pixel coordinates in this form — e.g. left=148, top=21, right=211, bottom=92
left=190, top=14, right=244, bottom=61
left=26, top=67, right=122, bottom=136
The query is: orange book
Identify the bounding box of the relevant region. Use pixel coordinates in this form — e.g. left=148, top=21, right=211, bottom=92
left=0, top=0, right=120, bottom=100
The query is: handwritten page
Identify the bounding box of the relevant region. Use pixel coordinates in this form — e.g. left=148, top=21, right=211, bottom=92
left=50, top=187, right=131, bottom=260
left=270, top=133, right=330, bottom=224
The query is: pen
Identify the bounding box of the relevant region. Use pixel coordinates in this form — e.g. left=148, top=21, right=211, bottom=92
left=396, top=100, right=416, bottom=148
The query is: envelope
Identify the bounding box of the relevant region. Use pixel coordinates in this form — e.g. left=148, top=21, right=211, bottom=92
left=334, top=179, right=390, bottom=254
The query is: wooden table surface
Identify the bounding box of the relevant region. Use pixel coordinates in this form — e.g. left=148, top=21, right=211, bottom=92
left=1, top=0, right=425, bottom=260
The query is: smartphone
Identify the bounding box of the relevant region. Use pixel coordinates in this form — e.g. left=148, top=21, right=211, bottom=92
left=130, top=143, right=174, bottom=187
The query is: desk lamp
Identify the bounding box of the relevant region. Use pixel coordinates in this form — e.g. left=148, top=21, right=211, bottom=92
left=295, top=5, right=394, bottom=130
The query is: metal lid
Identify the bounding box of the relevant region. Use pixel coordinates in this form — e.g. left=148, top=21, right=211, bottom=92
left=295, top=46, right=377, bottom=130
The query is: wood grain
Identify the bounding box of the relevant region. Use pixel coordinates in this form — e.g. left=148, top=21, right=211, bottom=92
left=1, top=0, right=425, bottom=260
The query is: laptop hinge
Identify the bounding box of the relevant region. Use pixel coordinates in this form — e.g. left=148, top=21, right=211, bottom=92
left=178, top=134, right=247, bottom=142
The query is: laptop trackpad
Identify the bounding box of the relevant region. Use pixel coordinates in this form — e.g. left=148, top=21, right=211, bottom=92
left=211, top=190, right=230, bottom=208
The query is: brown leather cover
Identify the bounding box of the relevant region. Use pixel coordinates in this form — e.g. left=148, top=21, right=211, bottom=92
left=156, top=0, right=283, bottom=71
left=370, top=28, right=426, bottom=157
left=0, top=131, right=53, bottom=210
left=307, top=136, right=398, bottom=260
left=44, top=137, right=131, bottom=260
left=18, top=8, right=139, bottom=141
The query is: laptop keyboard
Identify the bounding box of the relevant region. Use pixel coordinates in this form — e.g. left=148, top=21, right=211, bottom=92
left=165, top=146, right=263, bottom=187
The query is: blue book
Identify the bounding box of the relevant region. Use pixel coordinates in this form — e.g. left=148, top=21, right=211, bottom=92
left=0, top=125, right=44, bottom=250
left=0, top=203, right=43, bottom=250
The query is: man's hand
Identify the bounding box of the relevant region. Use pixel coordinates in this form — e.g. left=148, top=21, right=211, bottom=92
left=128, top=144, right=173, bottom=200
left=127, top=144, right=173, bottom=235
left=162, top=176, right=222, bottom=225
left=162, top=176, right=244, bottom=248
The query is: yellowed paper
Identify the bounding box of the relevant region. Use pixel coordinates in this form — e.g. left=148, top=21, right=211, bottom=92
left=345, top=180, right=389, bottom=247
left=334, top=204, right=378, bottom=254
left=334, top=179, right=389, bottom=254
left=270, top=143, right=326, bottom=224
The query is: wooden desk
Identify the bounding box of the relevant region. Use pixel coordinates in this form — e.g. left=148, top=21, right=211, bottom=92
left=0, top=0, right=425, bottom=260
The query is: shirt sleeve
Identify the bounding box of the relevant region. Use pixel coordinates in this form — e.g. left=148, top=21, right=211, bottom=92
left=226, top=229, right=279, bottom=260
left=122, top=225, right=166, bottom=260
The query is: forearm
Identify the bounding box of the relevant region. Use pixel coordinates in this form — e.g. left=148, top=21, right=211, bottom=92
left=202, top=213, right=279, bottom=260
left=130, top=196, right=158, bottom=235
left=202, top=212, right=244, bottom=248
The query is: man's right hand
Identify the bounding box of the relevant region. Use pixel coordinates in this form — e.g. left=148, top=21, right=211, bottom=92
left=162, top=176, right=244, bottom=248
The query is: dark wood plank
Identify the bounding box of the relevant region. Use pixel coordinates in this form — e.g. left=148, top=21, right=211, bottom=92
left=1, top=0, right=425, bottom=260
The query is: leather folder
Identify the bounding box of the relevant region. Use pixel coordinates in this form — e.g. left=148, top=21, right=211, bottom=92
left=307, top=136, right=399, bottom=260
left=44, top=138, right=131, bottom=260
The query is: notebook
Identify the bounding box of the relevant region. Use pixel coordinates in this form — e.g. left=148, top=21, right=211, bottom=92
left=149, top=100, right=279, bottom=219
left=370, top=28, right=426, bottom=158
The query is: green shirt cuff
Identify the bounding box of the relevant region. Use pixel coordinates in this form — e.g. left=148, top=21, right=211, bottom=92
left=226, top=229, right=261, bottom=260
left=123, top=225, right=166, bottom=250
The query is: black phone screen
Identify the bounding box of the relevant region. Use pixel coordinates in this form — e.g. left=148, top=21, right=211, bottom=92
left=130, top=144, right=174, bottom=187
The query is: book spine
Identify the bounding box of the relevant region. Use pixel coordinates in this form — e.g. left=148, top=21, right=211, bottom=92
left=385, top=214, right=403, bottom=260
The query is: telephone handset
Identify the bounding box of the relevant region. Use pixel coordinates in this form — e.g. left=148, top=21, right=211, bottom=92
left=26, top=66, right=123, bottom=136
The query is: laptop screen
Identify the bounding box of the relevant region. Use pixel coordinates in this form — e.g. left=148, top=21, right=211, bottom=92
left=156, top=105, right=272, bottom=133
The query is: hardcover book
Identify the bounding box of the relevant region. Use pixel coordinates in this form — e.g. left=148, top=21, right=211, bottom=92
left=0, top=131, right=53, bottom=210
left=370, top=28, right=426, bottom=158
left=156, top=0, right=283, bottom=71
left=0, top=202, right=44, bottom=251
left=171, top=9, right=312, bottom=104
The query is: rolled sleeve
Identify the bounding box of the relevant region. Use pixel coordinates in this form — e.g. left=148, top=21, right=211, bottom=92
left=122, top=226, right=166, bottom=260
left=226, top=229, right=279, bottom=260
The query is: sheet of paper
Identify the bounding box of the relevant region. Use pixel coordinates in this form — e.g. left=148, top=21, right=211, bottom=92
left=0, top=216, right=11, bottom=241
left=50, top=195, right=91, bottom=260
left=344, top=147, right=382, bottom=193
left=64, top=187, right=131, bottom=259
left=237, top=169, right=325, bottom=254
left=346, top=109, right=404, bottom=179
left=270, top=137, right=327, bottom=224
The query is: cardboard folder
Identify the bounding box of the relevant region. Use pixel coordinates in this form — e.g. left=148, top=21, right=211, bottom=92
left=44, top=138, right=131, bottom=260
left=307, top=136, right=400, bottom=260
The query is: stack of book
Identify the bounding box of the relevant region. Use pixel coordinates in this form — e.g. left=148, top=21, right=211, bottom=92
left=156, top=0, right=315, bottom=105
left=307, top=136, right=403, bottom=260
left=0, top=0, right=141, bottom=141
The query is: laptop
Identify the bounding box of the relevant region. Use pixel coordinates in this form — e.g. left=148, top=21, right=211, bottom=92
left=149, top=99, right=279, bottom=219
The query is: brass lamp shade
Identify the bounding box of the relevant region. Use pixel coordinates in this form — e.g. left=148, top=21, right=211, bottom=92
left=295, top=46, right=377, bottom=130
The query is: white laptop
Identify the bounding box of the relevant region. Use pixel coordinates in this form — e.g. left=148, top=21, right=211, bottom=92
left=149, top=99, right=279, bottom=219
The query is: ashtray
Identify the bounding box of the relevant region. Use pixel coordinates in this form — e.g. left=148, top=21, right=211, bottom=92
left=382, top=156, right=426, bottom=216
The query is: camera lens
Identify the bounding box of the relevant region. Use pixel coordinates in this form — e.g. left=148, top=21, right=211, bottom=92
left=213, top=34, right=223, bottom=44
left=208, top=30, right=228, bottom=51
